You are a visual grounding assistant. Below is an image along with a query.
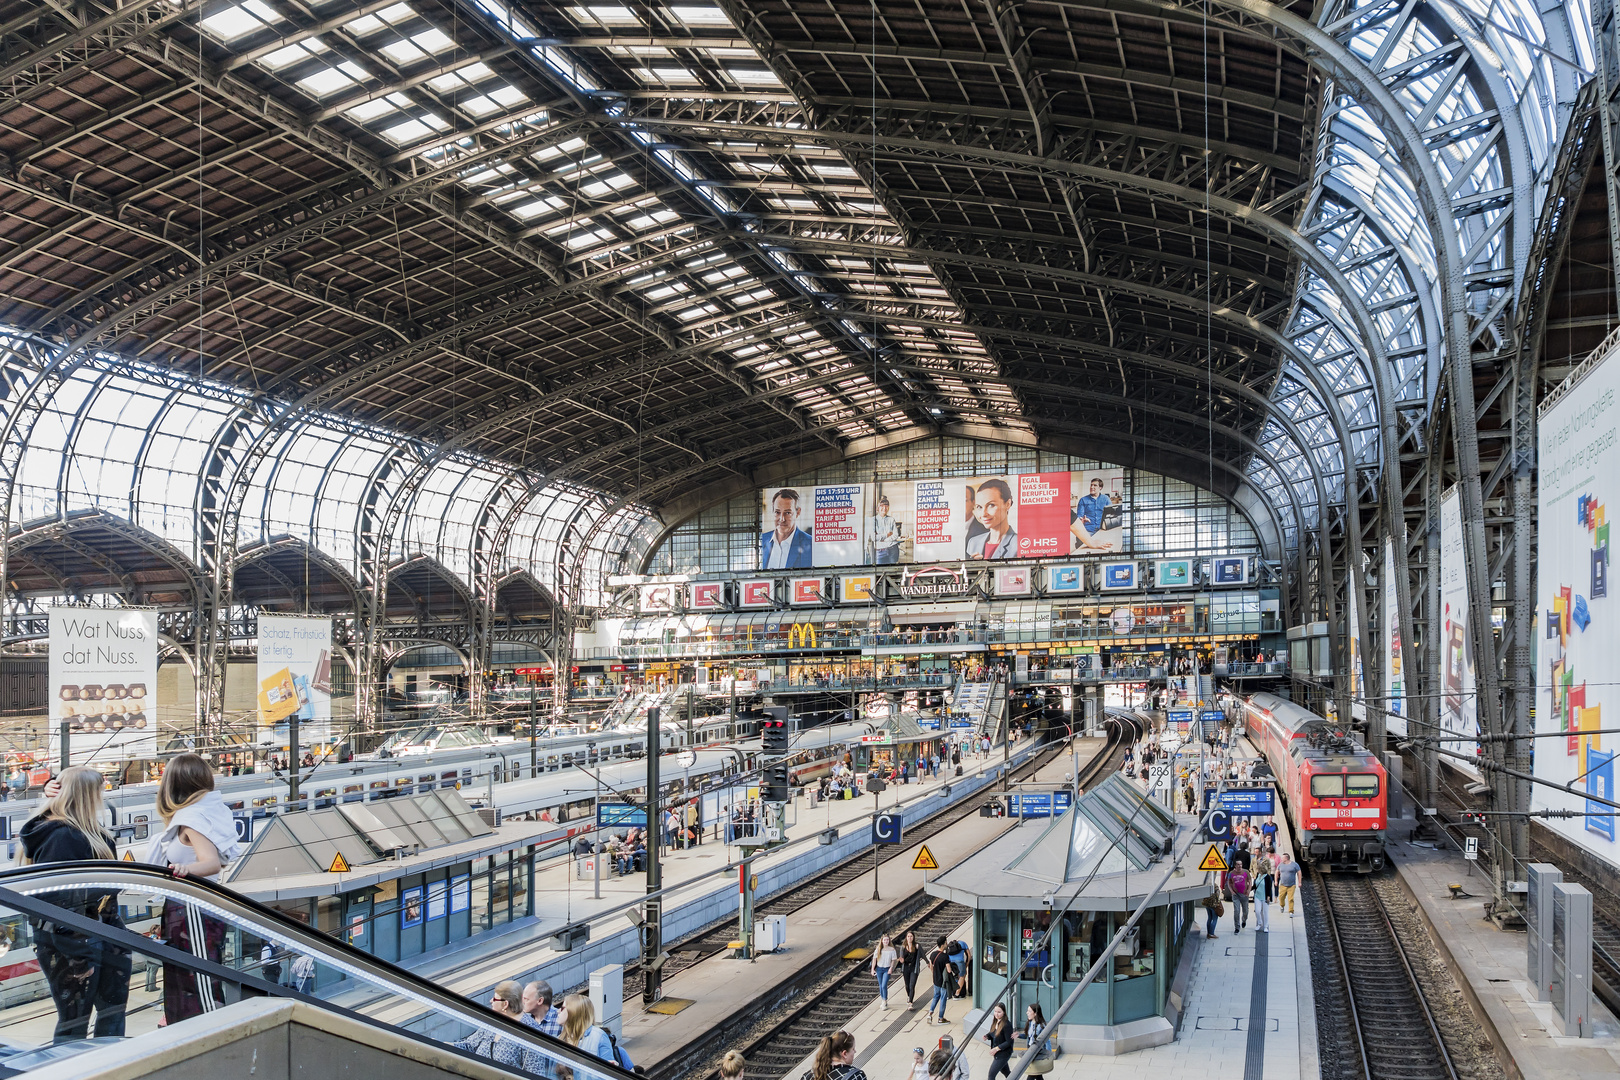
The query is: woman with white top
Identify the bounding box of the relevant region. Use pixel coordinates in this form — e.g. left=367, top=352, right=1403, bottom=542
left=144, top=753, right=242, bottom=1024
left=870, top=932, right=899, bottom=1008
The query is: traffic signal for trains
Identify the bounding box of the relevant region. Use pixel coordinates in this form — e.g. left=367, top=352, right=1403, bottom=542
left=762, top=718, right=789, bottom=755
left=764, top=763, right=791, bottom=803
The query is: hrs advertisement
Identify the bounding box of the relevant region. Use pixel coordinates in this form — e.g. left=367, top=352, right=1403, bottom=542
left=1535, top=345, right=1620, bottom=854
left=257, top=614, right=333, bottom=747
left=1438, top=487, right=1481, bottom=778
left=759, top=468, right=1125, bottom=569
left=49, top=606, right=159, bottom=765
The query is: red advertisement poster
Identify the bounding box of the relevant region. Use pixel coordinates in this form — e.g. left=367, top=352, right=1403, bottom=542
left=690, top=582, right=724, bottom=609
left=739, top=579, right=774, bottom=607
left=1015, top=471, right=1071, bottom=559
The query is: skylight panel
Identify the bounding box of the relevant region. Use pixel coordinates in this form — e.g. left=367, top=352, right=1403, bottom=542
left=580, top=172, right=634, bottom=198
left=261, top=39, right=330, bottom=71
left=812, top=164, right=859, bottom=179
left=644, top=67, right=700, bottom=83
left=297, top=62, right=368, bottom=97
left=345, top=97, right=398, bottom=122
left=562, top=229, right=616, bottom=250
left=201, top=0, right=279, bottom=42
left=511, top=196, right=565, bottom=220
left=382, top=113, right=448, bottom=143
left=729, top=69, right=782, bottom=85
left=533, top=138, right=589, bottom=162
left=671, top=6, right=734, bottom=25
left=644, top=283, right=689, bottom=301
left=676, top=303, right=720, bottom=321
left=623, top=209, right=679, bottom=231
left=568, top=5, right=642, bottom=26
left=381, top=27, right=455, bottom=64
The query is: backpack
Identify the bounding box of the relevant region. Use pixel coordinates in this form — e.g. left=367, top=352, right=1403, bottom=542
left=596, top=1025, right=634, bottom=1071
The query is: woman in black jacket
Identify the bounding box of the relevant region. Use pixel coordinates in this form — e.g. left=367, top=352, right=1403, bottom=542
left=982, top=1003, right=1014, bottom=1080
left=898, top=930, right=922, bottom=1006
left=20, top=766, right=130, bottom=1042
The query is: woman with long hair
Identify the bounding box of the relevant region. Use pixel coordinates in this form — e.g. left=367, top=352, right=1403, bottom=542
left=20, top=766, right=130, bottom=1041
left=982, top=1003, right=1014, bottom=1080
left=718, top=1050, right=746, bottom=1080
left=452, top=980, right=545, bottom=1073
left=145, top=753, right=242, bottom=1024
left=1024, top=1002, right=1050, bottom=1058
left=898, top=930, right=922, bottom=1007
left=870, top=932, right=898, bottom=1008
left=560, top=992, right=633, bottom=1078
left=811, top=1030, right=865, bottom=1080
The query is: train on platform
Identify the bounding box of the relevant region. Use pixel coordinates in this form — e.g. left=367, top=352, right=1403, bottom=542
left=1243, top=691, right=1388, bottom=873
left=0, top=716, right=868, bottom=853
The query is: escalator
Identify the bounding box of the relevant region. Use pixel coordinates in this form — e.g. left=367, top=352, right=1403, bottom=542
left=0, top=862, right=638, bottom=1080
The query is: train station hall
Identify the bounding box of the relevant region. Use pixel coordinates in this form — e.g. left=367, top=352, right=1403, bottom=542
left=2, top=0, right=1620, bottom=1078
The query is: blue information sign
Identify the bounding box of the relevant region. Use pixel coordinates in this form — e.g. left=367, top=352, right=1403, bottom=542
left=597, top=802, right=648, bottom=828
left=1005, top=791, right=1074, bottom=818
left=873, top=812, right=905, bottom=844
left=1203, top=786, right=1276, bottom=817
left=949, top=718, right=975, bottom=729
left=1165, top=709, right=1194, bottom=729
left=1200, top=710, right=1226, bottom=724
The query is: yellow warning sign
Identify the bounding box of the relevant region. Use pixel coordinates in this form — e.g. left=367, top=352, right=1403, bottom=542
left=1197, top=845, right=1229, bottom=872
left=328, top=852, right=351, bottom=873
left=121, top=850, right=135, bottom=862
left=912, top=845, right=939, bottom=871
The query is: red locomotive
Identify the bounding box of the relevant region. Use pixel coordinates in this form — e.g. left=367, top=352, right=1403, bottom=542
left=1244, top=691, right=1388, bottom=872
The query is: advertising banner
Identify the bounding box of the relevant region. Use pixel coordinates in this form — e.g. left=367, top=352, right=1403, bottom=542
left=840, top=574, right=874, bottom=603
left=639, top=583, right=678, bottom=612
left=1155, top=559, right=1193, bottom=588
left=689, top=581, right=724, bottom=610
left=994, top=566, right=1031, bottom=596
left=810, top=484, right=864, bottom=566
left=1100, top=561, right=1137, bottom=590
left=1383, top=535, right=1406, bottom=736
left=739, top=579, right=774, bottom=608
left=49, top=606, right=159, bottom=765
left=257, top=614, right=333, bottom=747
left=790, top=577, right=825, bottom=604
left=1212, top=556, right=1248, bottom=585
left=1047, top=564, right=1083, bottom=592
left=1439, top=487, right=1480, bottom=778
left=1069, top=468, right=1126, bottom=552
left=767, top=466, right=1128, bottom=567
left=1349, top=581, right=1365, bottom=722
left=1535, top=348, right=1620, bottom=855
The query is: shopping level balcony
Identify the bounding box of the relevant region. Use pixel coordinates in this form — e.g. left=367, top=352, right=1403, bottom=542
left=592, top=617, right=1281, bottom=660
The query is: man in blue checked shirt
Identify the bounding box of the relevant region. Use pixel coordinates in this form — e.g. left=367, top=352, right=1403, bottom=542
left=520, top=980, right=565, bottom=1075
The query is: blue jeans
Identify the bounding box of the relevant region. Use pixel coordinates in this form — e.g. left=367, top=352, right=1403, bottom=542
left=929, top=985, right=949, bottom=1020
left=876, top=547, right=899, bottom=564
left=1204, top=905, right=1218, bottom=935
left=876, top=968, right=891, bottom=1001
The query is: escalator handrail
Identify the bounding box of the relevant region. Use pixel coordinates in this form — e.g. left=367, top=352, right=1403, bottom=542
left=0, top=861, right=637, bottom=1080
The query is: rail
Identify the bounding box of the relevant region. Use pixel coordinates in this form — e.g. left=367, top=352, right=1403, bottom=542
left=0, top=862, right=635, bottom=1080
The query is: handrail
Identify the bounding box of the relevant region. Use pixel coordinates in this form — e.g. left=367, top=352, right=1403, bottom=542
left=0, top=862, right=635, bottom=1080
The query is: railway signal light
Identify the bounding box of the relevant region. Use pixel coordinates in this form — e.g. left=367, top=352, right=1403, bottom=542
left=764, top=763, right=790, bottom=803
left=761, top=717, right=789, bottom=755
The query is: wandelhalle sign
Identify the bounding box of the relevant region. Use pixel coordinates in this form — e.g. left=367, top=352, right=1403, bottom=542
left=898, top=565, right=969, bottom=598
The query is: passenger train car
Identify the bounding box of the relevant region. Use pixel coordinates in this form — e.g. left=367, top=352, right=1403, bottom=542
left=1243, top=692, right=1388, bottom=872
left=0, top=716, right=862, bottom=853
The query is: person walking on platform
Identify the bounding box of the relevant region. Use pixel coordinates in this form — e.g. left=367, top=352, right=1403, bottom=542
left=810, top=1030, right=867, bottom=1080
left=899, top=930, right=922, bottom=1006
left=1201, top=884, right=1223, bottom=939
left=871, top=933, right=899, bottom=1007
left=982, top=1003, right=1015, bottom=1080
left=1276, top=853, right=1300, bottom=916
left=20, top=766, right=131, bottom=1042
left=927, top=937, right=954, bottom=1024
left=1226, top=863, right=1251, bottom=933
left=1252, top=852, right=1274, bottom=933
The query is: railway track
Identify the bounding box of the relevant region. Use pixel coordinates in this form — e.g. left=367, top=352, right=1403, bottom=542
left=713, top=898, right=971, bottom=1080
left=663, top=721, right=1138, bottom=1080
left=1312, top=868, right=1459, bottom=1080
left=619, top=724, right=1134, bottom=1001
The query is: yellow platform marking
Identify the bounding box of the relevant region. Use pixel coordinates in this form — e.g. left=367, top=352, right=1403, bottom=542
left=844, top=947, right=872, bottom=961
left=646, top=997, right=694, bottom=1015
left=912, top=845, right=939, bottom=871
left=1197, top=845, right=1228, bottom=872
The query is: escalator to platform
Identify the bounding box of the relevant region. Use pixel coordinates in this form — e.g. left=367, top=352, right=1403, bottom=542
left=0, top=863, right=635, bottom=1080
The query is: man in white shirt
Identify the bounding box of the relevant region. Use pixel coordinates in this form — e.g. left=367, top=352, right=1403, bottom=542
left=869, top=496, right=901, bottom=563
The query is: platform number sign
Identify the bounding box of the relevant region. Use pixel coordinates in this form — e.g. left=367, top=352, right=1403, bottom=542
left=233, top=814, right=253, bottom=845
left=1149, top=763, right=1173, bottom=791
left=873, top=812, right=904, bottom=845
left=1464, top=836, right=1479, bottom=862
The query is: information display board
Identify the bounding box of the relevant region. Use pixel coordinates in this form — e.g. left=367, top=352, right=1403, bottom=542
left=1439, top=486, right=1481, bottom=777
left=1203, top=786, right=1276, bottom=817
left=1535, top=344, right=1620, bottom=859
left=1006, top=790, right=1074, bottom=818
